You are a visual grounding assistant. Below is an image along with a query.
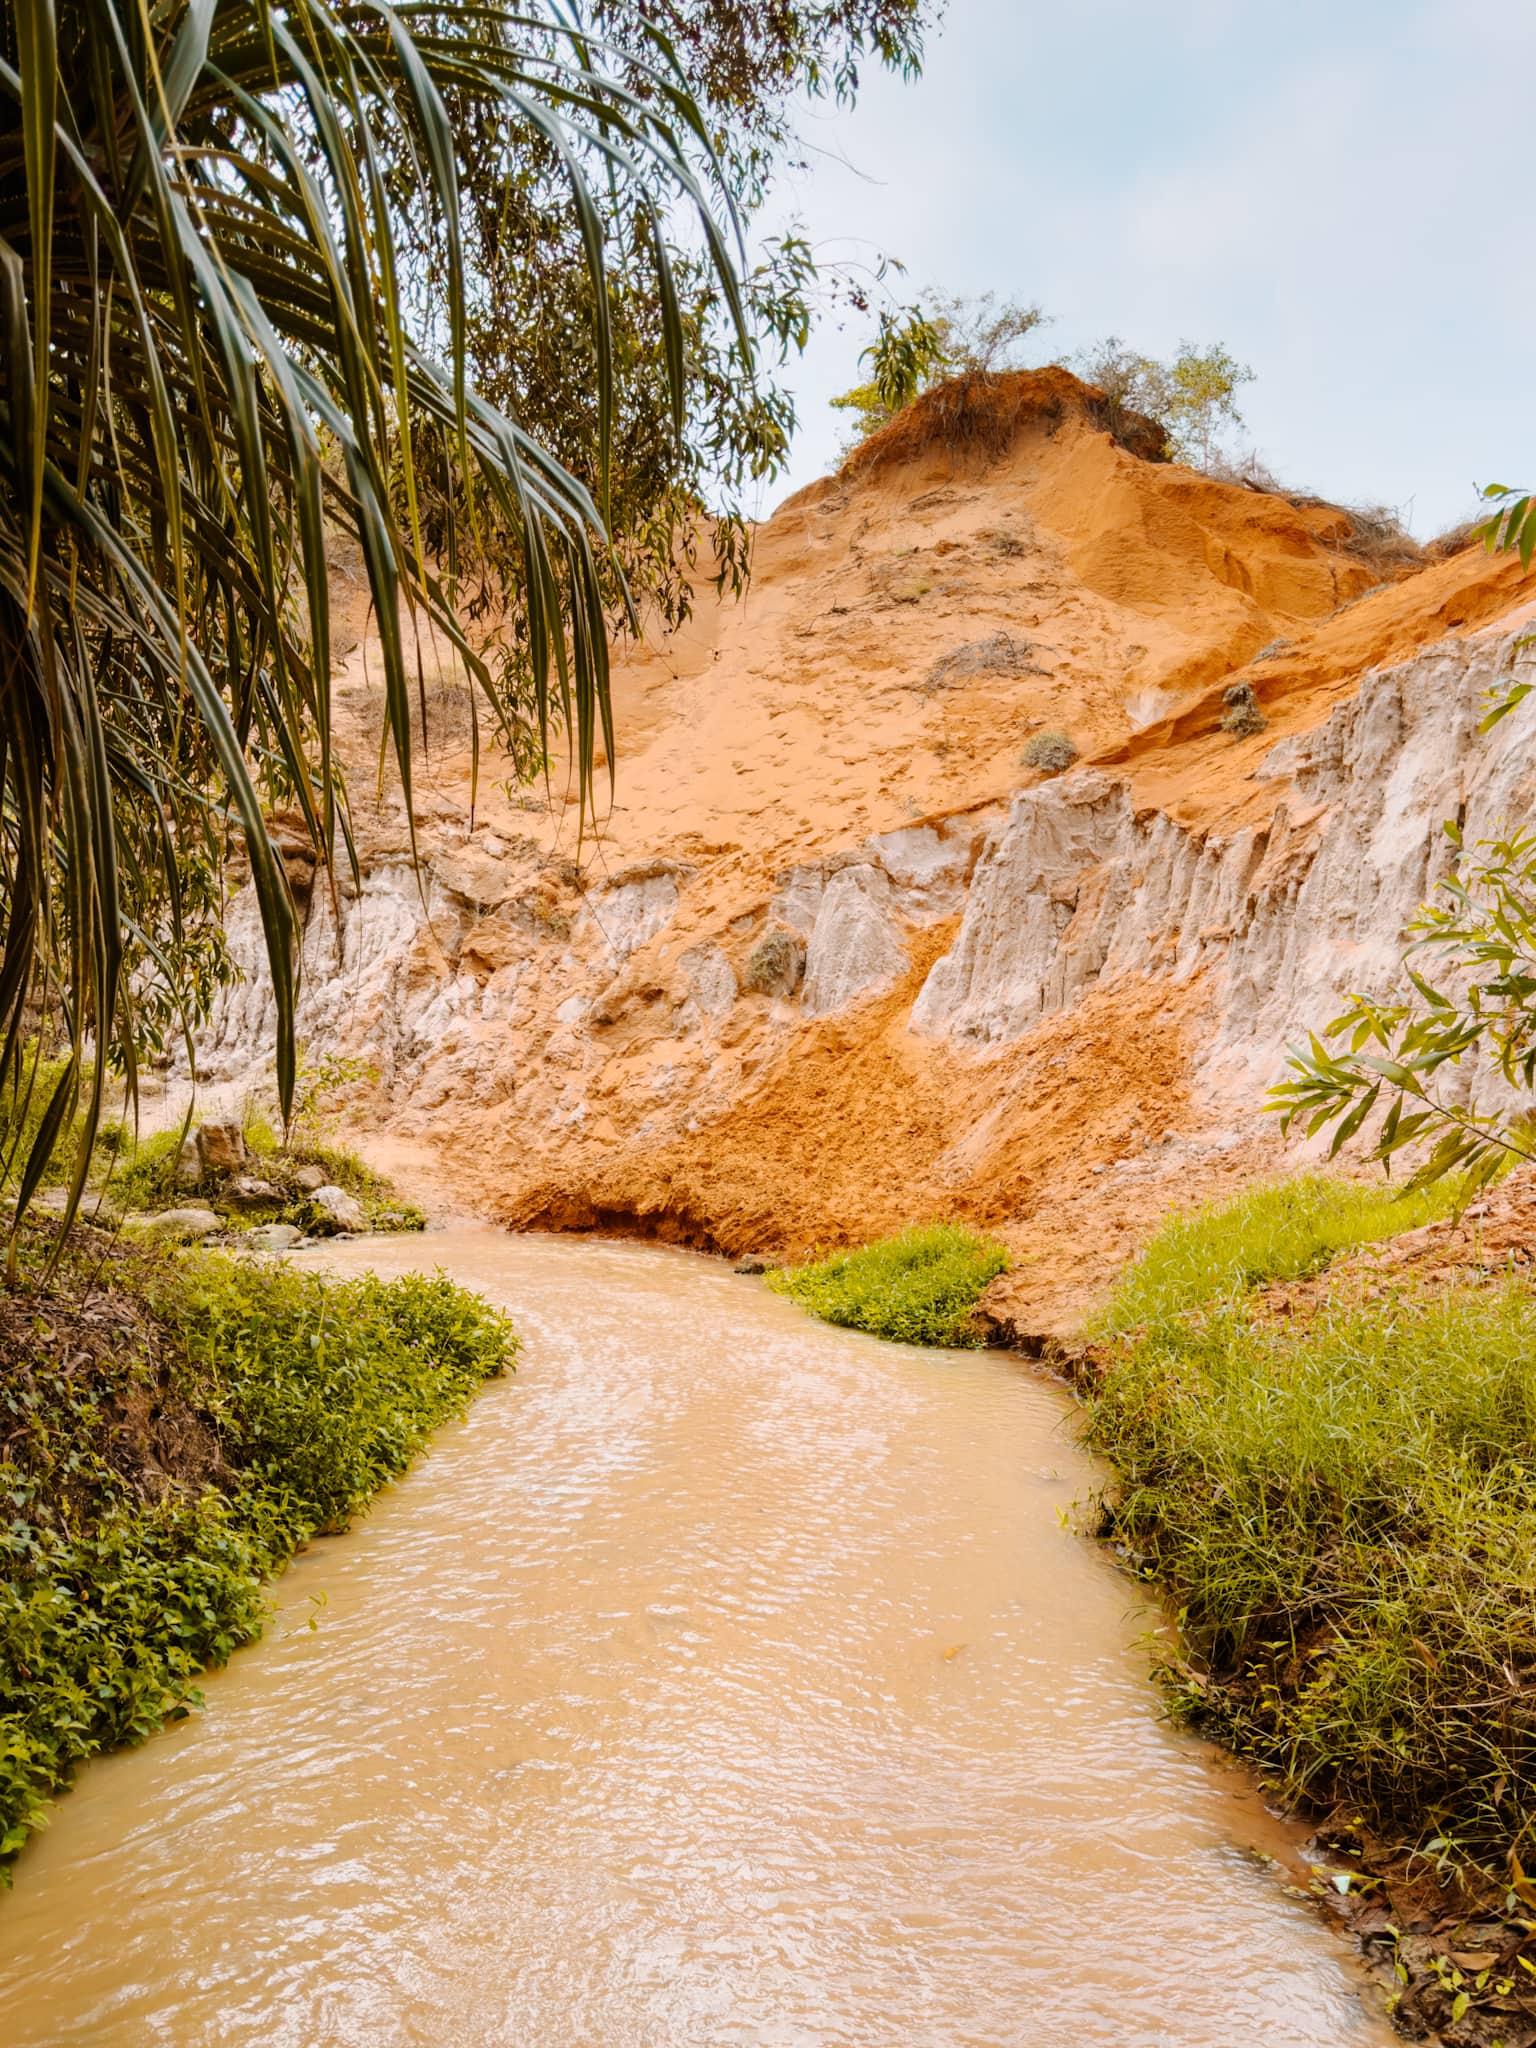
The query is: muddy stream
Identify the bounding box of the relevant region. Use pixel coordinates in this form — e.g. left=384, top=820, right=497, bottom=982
left=0, top=1229, right=1395, bottom=2045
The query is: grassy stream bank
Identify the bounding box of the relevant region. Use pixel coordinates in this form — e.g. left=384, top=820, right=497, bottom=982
left=773, top=1186, right=1536, bottom=2044
left=0, top=1227, right=515, bottom=1874
left=15, top=1173, right=1536, bottom=2043
left=1078, top=1178, right=1536, bottom=2045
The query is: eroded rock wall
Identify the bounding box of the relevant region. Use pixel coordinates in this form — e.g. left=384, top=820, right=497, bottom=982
left=913, top=630, right=1533, bottom=1103
left=195, top=622, right=1536, bottom=1251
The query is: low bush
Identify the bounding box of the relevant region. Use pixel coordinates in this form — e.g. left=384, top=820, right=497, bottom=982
left=1087, top=1174, right=1536, bottom=1867
left=742, top=928, right=804, bottom=999
left=923, top=631, right=1043, bottom=692
left=768, top=1223, right=1009, bottom=1347
left=1219, top=680, right=1268, bottom=739
left=106, top=1126, right=183, bottom=1210
left=0, top=1234, right=514, bottom=1870
left=1022, top=729, right=1078, bottom=774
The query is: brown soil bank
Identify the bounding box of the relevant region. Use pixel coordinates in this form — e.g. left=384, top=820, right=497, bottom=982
left=186, top=369, right=1532, bottom=1329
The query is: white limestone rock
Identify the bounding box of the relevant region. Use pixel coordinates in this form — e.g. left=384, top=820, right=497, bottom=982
left=801, top=865, right=908, bottom=1017
left=308, top=1184, right=366, bottom=1234
left=132, top=1207, right=220, bottom=1243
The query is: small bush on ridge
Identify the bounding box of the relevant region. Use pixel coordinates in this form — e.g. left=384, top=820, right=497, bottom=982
left=768, top=1223, right=1009, bottom=1347
left=1023, top=729, right=1078, bottom=775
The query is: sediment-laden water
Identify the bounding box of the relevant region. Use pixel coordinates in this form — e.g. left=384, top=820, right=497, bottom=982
left=0, top=1229, right=1393, bottom=2046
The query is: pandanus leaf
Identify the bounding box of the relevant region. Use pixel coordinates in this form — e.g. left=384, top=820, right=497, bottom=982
left=0, top=0, right=748, bottom=1252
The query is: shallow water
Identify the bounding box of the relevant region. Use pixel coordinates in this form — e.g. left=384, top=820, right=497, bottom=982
left=0, top=1229, right=1393, bottom=2047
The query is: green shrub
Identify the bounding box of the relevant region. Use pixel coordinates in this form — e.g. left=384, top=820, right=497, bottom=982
left=768, top=1223, right=1009, bottom=1347
left=0, top=1047, right=123, bottom=1192
left=1088, top=1175, right=1536, bottom=1865
left=106, top=1126, right=184, bottom=1210
left=242, top=1112, right=281, bottom=1156
left=165, top=1259, right=511, bottom=1540
left=0, top=1245, right=514, bottom=1868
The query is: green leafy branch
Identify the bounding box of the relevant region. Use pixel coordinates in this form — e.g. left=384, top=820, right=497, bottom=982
left=1271, top=825, right=1536, bottom=1195
left=1474, top=484, right=1536, bottom=732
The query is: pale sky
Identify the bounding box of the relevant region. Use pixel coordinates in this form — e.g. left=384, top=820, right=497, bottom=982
left=756, top=0, right=1532, bottom=536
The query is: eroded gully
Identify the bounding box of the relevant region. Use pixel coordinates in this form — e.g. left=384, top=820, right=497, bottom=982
left=0, top=1228, right=1396, bottom=2047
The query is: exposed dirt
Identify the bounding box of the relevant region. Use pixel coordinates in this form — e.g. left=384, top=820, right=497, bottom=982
left=504, top=961, right=1281, bottom=1334
left=0, top=1228, right=232, bottom=1532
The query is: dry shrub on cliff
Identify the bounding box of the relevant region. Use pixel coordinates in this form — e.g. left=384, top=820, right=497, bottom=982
left=1022, top=730, right=1079, bottom=774
left=846, top=367, right=1168, bottom=477
left=1427, top=518, right=1483, bottom=560
left=922, top=631, right=1045, bottom=692
left=1334, top=502, right=1425, bottom=576
left=1219, top=682, right=1268, bottom=739
left=742, top=929, right=805, bottom=998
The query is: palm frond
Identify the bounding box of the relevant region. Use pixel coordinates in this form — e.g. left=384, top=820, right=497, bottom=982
left=0, top=0, right=745, bottom=1248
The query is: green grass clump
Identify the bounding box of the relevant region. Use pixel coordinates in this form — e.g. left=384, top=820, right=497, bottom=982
left=0, top=1048, right=128, bottom=1191
left=1099, top=1173, right=1456, bottom=1333
left=767, top=1223, right=1009, bottom=1348
left=0, top=1240, right=514, bottom=1871
left=107, top=1126, right=183, bottom=1210
left=1088, top=1175, right=1536, bottom=1865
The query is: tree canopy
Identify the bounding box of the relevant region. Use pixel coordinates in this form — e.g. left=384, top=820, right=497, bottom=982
left=0, top=0, right=930, bottom=1244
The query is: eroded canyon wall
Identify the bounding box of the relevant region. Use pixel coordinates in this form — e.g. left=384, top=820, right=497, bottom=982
left=182, top=374, right=1536, bottom=1323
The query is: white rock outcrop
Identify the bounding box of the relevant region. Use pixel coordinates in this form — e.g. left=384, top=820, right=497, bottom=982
left=309, top=1184, right=366, bottom=1233
left=911, top=630, right=1536, bottom=1101
left=801, top=865, right=908, bottom=1017
left=189, top=622, right=1536, bottom=1160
